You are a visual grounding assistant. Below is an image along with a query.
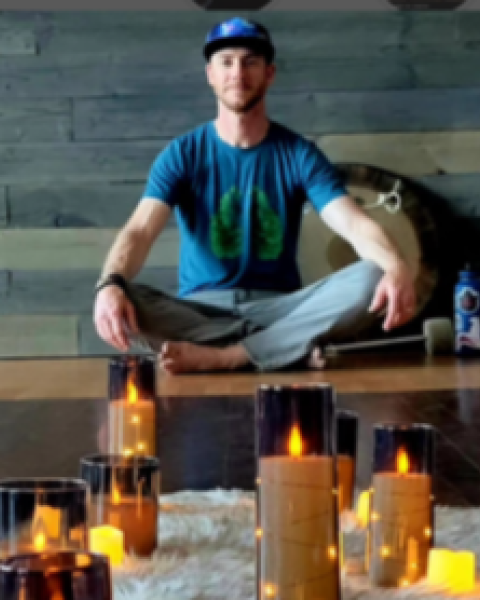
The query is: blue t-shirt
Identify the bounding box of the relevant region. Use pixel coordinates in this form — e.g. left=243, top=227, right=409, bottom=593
left=142, top=120, right=347, bottom=298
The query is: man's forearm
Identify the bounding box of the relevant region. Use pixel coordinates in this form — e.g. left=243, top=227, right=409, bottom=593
left=101, top=227, right=151, bottom=281
left=350, top=214, right=408, bottom=274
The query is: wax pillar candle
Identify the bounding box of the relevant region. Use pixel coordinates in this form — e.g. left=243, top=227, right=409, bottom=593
left=0, top=479, right=88, bottom=559
left=81, top=454, right=160, bottom=558
left=89, top=525, right=124, bottom=567
left=108, top=356, right=156, bottom=457
left=427, top=548, right=453, bottom=588
left=368, top=425, right=435, bottom=588
left=451, top=551, right=476, bottom=593
left=256, top=384, right=340, bottom=600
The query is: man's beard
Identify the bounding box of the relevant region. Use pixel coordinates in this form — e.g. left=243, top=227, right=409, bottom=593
left=220, top=86, right=266, bottom=114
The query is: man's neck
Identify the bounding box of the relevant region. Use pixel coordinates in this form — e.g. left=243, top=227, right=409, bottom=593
left=214, top=106, right=270, bottom=149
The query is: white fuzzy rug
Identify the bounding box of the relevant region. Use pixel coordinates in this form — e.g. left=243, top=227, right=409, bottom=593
left=112, top=490, right=480, bottom=600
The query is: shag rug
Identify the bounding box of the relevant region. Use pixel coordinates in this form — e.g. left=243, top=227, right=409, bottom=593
left=112, top=490, right=480, bottom=600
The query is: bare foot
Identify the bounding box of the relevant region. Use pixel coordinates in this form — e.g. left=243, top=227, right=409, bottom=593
left=159, top=341, right=250, bottom=374
left=307, top=347, right=327, bottom=370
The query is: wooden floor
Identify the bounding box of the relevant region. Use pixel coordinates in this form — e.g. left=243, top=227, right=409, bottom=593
left=1, top=353, right=480, bottom=400
left=1, top=353, right=480, bottom=506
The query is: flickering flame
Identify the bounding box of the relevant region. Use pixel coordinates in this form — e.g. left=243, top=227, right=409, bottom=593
left=381, top=546, right=391, bottom=558
left=34, top=531, right=46, bottom=551
left=123, top=448, right=133, bottom=458
left=400, top=578, right=410, bottom=587
left=288, top=425, right=303, bottom=457
left=328, top=545, right=337, bottom=560
left=424, top=527, right=432, bottom=539
left=255, top=528, right=263, bottom=539
left=127, top=377, right=138, bottom=405
left=396, top=448, right=410, bottom=474
left=264, top=584, right=276, bottom=597
left=112, top=487, right=121, bottom=505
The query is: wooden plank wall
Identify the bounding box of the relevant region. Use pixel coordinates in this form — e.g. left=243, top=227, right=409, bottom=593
left=1, top=10, right=480, bottom=357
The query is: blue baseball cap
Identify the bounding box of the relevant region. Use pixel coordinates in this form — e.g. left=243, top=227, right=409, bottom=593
left=203, top=17, right=275, bottom=63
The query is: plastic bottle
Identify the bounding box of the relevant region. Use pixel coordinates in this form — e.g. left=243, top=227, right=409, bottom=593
left=454, top=264, right=480, bottom=356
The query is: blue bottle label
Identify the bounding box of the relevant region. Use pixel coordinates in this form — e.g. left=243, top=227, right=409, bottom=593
left=455, top=285, right=480, bottom=353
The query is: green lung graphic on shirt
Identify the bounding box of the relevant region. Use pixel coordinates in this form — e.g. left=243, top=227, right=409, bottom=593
left=210, top=186, right=243, bottom=259
left=251, top=187, right=283, bottom=260
left=210, top=186, right=283, bottom=260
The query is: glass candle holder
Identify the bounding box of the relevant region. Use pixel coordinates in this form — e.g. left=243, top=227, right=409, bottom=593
left=368, top=423, right=435, bottom=588
left=0, top=479, right=88, bottom=559
left=0, top=551, right=111, bottom=600
left=108, top=356, right=157, bottom=458
left=256, top=384, right=341, bottom=600
left=336, top=410, right=358, bottom=512
left=80, top=454, right=160, bottom=558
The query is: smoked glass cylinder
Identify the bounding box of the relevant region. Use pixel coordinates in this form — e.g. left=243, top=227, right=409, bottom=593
left=80, top=454, right=160, bottom=557
left=369, top=424, right=435, bottom=588
left=0, top=479, right=88, bottom=559
left=336, top=410, right=358, bottom=512
left=0, top=551, right=111, bottom=600
left=108, top=356, right=157, bottom=458
left=255, top=384, right=340, bottom=600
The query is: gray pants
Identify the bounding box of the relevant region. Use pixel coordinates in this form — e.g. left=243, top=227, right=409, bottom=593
left=125, top=260, right=383, bottom=371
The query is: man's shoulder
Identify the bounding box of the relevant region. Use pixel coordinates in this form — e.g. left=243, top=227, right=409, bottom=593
left=171, top=121, right=212, bottom=148
left=270, top=120, right=319, bottom=154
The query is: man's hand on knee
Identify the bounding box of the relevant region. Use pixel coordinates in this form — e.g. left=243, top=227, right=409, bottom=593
left=369, top=263, right=416, bottom=331
left=94, top=286, right=139, bottom=351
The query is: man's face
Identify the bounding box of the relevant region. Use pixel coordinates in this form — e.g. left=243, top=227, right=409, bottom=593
left=206, top=47, right=275, bottom=114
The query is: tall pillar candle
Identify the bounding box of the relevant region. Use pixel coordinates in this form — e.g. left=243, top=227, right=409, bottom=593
left=108, top=356, right=156, bottom=457
left=336, top=410, right=358, bottom=512
left=81, top=454, right=160, bottom=558
left=0, top=479, right=88, bottom=559
left=369, top=424, right=435, bottom=587
left=256, top=384, right=341, bottom=600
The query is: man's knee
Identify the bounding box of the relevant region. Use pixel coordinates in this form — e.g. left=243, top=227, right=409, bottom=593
left=355, top=260, right=383, bottom=299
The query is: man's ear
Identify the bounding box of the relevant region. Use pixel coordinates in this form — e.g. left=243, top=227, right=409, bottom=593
left=266, top=62, right=276, bottom=86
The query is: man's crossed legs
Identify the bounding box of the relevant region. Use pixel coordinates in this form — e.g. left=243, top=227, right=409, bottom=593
left=123, top=260, right=383, bottom=373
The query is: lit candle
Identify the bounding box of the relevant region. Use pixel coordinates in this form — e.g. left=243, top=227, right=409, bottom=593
left=356, top=490, right=371, bottom=528
left=0, top=479, right=88, bottom=559
left=369, top=424, right=435, bottom=587
left=256, top=384, right=341, bottom=600
left=109, top=376, right=156, bottom=457
left=107, top=356, right=156, bottom=458
left=81, top=455, right=160, bottom=558
left=427, top=548, right=453, bottom=588
left=89, top=525, right=124, bottom=567
left=451, top=551, right=476, bottom=593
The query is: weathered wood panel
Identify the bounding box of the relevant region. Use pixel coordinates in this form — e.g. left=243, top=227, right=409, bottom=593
left=2, top=132, right=480, bottom=188
left=0, top=188, right=6, bottom=227
left=7, top=174, right=480, bottom=228
left=0, top=267, right=178, bottom=314
left=0, top=229, right=180, bottom=270
left=418, top=174, right=480, bottom=217
left=0, top=27, right=36, bottom=56
left=0, top=141, right=165, bottom=184
left=0, top=315, right=78, bottom=358
left=78, top=315, right=128, bottom=357
left=74, top=88, right=480, bottom=140
left=4, top=49, right=480, bottom=99
left=24, top=12, right=480, bottom=59
left=0, top=100, right=71, bottom=143
left=0, top=270, right=8, bottom=297
left=7, top=182, right=177, bottom=228
left=317, top=131, right=480, bottom=176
